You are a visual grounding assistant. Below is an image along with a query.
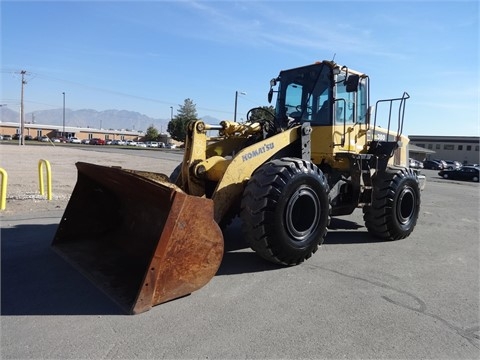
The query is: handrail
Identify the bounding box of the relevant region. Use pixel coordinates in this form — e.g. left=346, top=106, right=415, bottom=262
left=372, top=92, right=410, bottom=141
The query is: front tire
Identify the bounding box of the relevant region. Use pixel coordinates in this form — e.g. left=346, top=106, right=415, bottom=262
left=363, top=167, right=420, bottom=240
left=169, top=163, right=182, bottom=183
left=240, top=158, right=330, bottom=265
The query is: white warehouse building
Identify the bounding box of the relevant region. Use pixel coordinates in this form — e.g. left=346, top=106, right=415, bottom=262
left=408, top=135, right=479, bottom=165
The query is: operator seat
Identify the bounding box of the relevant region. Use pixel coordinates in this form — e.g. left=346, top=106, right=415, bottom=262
left=313, top=100, right=330, bottom=125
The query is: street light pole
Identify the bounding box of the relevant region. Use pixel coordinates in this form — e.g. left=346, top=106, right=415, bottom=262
left=62, top=92, right=66, bottom=138
left=234, top=90, right=246, bottom=123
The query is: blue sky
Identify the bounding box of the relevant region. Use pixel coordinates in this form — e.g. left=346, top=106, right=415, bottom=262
left=1, top=0, right=479, bottom=136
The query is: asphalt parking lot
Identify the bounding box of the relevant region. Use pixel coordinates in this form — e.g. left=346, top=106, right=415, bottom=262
left=1, top=144, right=479, bottom=359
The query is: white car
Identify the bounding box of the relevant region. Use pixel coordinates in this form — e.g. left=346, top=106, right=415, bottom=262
left=69, top=137, right=81, bottom=144
left=146, top=141, right=159, bottom=148
left=126, top=140, right=137, bottom=146
left=136, top=142, right=147, bottom=148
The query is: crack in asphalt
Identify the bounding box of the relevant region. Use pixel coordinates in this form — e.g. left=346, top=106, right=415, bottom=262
left=307, top=264, right=480, bottom=349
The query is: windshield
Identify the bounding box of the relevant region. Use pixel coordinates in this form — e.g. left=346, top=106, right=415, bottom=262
left=275, top=63, right=332, bottom=127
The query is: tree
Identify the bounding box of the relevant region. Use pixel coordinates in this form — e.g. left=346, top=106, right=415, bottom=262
left=145, top=124, right=159, bottom=141
left=167, top=98, right=198, bottom=142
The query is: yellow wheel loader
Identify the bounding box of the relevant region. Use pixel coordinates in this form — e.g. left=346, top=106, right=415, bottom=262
left=52, top=60, right=425, bottom=314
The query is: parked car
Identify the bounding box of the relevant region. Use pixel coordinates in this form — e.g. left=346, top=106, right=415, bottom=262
left=40, top=136, right=49, bottom=142
left=69, top=137, right=81, bottom=144
left=444, top=160, right=461, bottom=170
left=136, top=142, right=147, bottom=148
left=81, top=138, right=90, bottom=144
left=409, top=158, right=424, bottom=169
left=12, top=134, right=20, bottom=140
left=89, top=138, right=105, bottom=145
left=3, top=135, right=12, bottom=140
left=146, top=141, right=159, bottom=148
left=438, top=166, right=479, bottom=182
left=112, top=139, right=126, bottom=145
left=126, top=140, right=137, bottom=146
left=432, top=159, right=448, bottom=169
left=165, top=143, right=176, bottom=149
left=24, top=135, right=33, bottom=140
left=423, top=159, right=442, bottom=170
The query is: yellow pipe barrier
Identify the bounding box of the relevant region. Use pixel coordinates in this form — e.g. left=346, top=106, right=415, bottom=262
left=0, top=168, right=7, bottom=210
left=38, top=159, right=52, bottom=201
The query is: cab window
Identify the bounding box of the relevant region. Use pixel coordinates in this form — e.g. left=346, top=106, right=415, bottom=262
left=335, top=74, right=355, bottom=124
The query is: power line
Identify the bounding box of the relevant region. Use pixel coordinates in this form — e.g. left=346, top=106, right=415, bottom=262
left=31, top=72, right=236, bottom=115
left=27, top=71, right=257, bottom=116
left=3, top=69, right=268, bottom=118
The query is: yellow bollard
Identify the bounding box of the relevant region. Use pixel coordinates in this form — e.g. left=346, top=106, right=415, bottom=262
left=38, top=159, right=52, bottom=201
left=0, top=168, right=7, bottom=210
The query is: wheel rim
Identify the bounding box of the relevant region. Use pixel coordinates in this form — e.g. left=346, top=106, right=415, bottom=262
left=285, top=186, right=320, bottom=242
left=396, top=187, right=416, bottom=225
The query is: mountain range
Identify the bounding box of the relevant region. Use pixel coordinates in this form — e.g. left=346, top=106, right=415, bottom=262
left=0, top=107, right=220, bottom=133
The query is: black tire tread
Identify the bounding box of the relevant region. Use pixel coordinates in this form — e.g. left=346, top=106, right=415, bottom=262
left=240, top=158, right=330, bottom=265
left=363, top=167, right=420, bottom=240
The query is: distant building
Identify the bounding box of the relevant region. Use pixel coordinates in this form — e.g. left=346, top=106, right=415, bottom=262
left=0, top=121, right=170, bottom=144
left=409, top=135, right=480, bottom=165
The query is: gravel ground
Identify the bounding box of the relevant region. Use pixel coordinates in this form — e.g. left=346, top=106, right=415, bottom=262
left=0, top=144, right=176, bottom=217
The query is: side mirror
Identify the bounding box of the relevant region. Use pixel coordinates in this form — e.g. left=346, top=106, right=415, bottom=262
left=345, top=74, right=360, bottom=92
left=268, top=78, right=278, bottom=104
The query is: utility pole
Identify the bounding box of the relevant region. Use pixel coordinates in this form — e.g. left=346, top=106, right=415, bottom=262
left=19, top=70, right=27, bottom=146
left=19, top=70, right=27, bottom=145
left=62, top=92, right=66, bottom=137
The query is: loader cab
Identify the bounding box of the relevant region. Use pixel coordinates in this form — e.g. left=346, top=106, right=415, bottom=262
left=271, top=61, right=370, bottom=163
left=272, top=61, right=368, bottom=127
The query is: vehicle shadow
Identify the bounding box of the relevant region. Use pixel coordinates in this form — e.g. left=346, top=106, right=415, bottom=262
left=1, top=224, right=124, bottom=316
left=217, top=217, right=382, bottom=276
left=1, top=216, right=381, bottom=316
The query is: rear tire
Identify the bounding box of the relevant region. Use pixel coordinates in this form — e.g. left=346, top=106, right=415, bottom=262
left=363, top=167, right=420, bottom=240
left=240, top=158, right=330, bottom=265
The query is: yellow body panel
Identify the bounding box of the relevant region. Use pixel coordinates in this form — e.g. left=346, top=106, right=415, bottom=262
left=181, top=120, right=301, bottom=223
left=310, top=123, right=409, bottom=170
left=211, top=127, right=299, bottom=222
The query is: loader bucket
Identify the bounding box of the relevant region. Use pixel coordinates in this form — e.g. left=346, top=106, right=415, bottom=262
left=52, top=162, right=224, bottom=314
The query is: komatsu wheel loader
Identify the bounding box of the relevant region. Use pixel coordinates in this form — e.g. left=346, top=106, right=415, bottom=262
left=52, top=60, right=425, bottom=314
